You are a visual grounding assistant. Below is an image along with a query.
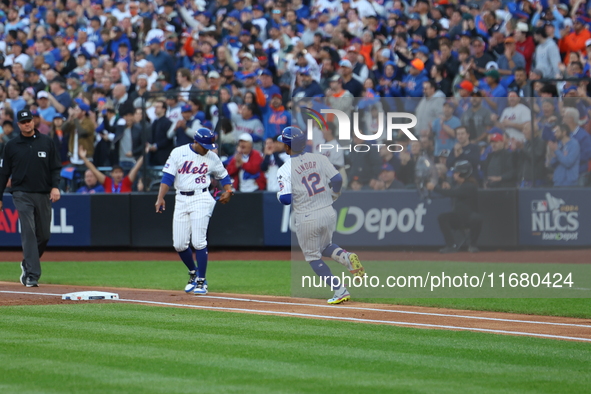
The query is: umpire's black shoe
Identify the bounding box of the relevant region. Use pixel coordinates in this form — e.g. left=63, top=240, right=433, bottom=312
left=439, top=246, right=457, bottom=254
left=25, top=276, right=38, bottom=287
left=20, top=261, right=27, bottom=286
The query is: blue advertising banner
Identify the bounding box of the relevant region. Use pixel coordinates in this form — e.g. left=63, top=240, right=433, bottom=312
left=263, top=190, right=449, bottom=247
left=0, top=194, right=91, bottom=246
left=518, top=189, right=590, bottom=246
left=263, top=192, right=291, bottom=246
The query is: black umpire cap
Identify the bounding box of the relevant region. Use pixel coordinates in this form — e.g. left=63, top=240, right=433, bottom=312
left=17, top=109, right=33, bottom=123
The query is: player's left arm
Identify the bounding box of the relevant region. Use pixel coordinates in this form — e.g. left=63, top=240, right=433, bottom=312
left=323, top=156, right=342, bottom=200
left=155, top=152, right=179, bottom=212
left=211, top=157, right=234, bottom=204
left=330, top=173, right=342, bottom=192
left=277, top=167, right=291, bottom=205
left=329, top=173, right=342, bottom=201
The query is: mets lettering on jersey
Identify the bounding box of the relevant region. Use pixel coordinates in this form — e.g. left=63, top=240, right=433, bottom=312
left=178, top=161, right=209, bottom=175
left=163, top=144, right=229, bottom=191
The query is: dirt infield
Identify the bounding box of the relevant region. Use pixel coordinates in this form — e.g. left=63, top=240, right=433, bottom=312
left=3, top=249, right=590, bottom=342
left=2, top=248, right=590, bottom=263
left=1, top=281, right=590, bottom=343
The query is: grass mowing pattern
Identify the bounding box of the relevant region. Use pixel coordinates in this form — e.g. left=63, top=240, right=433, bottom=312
left=0, top=261, right=590, bottom=318
left=0, top=304, right=590, bottom=394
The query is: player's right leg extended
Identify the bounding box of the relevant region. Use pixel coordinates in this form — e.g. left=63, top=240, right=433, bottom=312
left=189, top=196, right=215, bottom=295
left=295, top=209, right=351, bottom=304
left=173, top=202, right=198, bottom=293
left=309, top=260, right=350, bottom=304
left=322, top=244, right=365, bottom=277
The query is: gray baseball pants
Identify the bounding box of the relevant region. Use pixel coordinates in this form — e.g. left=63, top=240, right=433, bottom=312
left=12, top=191, right=52, bottom=281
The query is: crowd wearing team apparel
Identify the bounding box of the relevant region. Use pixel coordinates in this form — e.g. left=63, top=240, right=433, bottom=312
left=0, top=0, right=591, bottom=192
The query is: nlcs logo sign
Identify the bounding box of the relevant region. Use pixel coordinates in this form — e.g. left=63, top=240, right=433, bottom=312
left=531, top=193, right=579, bottom=241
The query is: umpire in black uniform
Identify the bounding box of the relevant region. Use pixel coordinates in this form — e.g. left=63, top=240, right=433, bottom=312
left=427, top=160, right=482, bottom=253
left=0, top=109, right=62, bottom=287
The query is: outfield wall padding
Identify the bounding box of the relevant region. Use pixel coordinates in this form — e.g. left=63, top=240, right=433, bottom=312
left=476, top=189, right=518, bottom=247
left=91, top=194, right=131, bottom=246
left=0, top=189, right=587, bottom=248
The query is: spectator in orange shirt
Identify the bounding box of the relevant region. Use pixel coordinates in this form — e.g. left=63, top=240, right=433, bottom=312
left=559, top=17, right=591, bottom=64
left=359, top=31, right=375, bottom=70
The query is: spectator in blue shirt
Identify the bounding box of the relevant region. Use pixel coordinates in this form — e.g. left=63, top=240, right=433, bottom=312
left=390, top=58, right=428, bottom=112
left=4, top=8, right=26, bottom=32
left=77, top=169, right=106, bottom=194
left=36, top=91, right=58, bottom=126
left=7, top=85, right=26, bottom=114
left=549, top=123, right=580, bottom=187
left=292, top=69, right=324, bottom=98
left=264, top=93, right=291, bottom=140
left=259, top=69, right=281, bottom=104
left=562, top=107, right=591, bottom=176
left=497, top=37, right=526, bottom=78
left=48, top=79, right=72, bottom=116
left=432, top=101, right=461, bottom=156
left=103, top=26, right=132, bottom=59
left=481, top=68, right=507, bottom=115
left=146, top=38, right=176, bottom=84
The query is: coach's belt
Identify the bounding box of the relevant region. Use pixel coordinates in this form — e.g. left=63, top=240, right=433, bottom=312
left=180, top=189, right=207, bottom=196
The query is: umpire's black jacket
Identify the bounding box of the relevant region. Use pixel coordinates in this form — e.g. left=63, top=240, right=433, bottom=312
left=0, top=130, right=62, bottom=202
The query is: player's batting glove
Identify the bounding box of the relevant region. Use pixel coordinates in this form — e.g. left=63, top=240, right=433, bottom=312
left=331, top=191, right=341, bottom=202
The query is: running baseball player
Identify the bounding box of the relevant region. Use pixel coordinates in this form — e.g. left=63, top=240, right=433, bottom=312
left=276, top=126, right=365, bottom=304
left=155, top=128, right=234, bottom=295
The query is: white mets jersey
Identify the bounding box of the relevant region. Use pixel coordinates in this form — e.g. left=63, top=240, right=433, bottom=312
left=277, top=152, right=339, bottom=214
left=163, top=144, right=229, bottom=192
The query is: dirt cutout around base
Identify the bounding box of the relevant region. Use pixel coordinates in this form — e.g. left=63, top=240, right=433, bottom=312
left=1, top=281, right=590, bottom=343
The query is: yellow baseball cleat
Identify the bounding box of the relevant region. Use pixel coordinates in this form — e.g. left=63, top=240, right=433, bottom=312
left=327, top=289, right=351, bottom=304
left=347, top=253, right=366, bottom=277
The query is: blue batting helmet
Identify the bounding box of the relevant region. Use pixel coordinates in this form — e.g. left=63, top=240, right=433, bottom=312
left=278, top=127, right=306, bottom=152
left=194, top=127, right=217, bottom=150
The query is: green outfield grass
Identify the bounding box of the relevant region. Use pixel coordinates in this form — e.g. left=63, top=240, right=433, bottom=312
left=0, top=260, right=590, bottom=318
left=0, top=303, right=590, bottom=394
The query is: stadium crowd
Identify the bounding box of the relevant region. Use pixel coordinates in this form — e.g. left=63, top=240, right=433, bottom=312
left=0, top=0, right=591, bottom=193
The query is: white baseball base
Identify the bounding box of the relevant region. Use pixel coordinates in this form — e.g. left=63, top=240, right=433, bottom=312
left=62, top=291, right=119, bottom=301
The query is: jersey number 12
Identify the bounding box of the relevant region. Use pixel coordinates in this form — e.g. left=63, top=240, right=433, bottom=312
left=301, top=173, right=325, bottom=196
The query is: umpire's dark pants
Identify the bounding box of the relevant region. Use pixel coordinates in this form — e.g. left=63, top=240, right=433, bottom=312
left=12, top=191, right=52, bottom=281
left=438, top=212, right=483, bottom=247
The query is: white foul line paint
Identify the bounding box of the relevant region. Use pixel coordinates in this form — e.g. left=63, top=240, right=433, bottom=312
left=0, top=290, right=63, bottom=296
left=1, top=290, right=590, bottom=342
left=198, top=295, right=591, bottom=329
left=115, top=298, right=591, bottom=342
left=6, top=290, right=589, bottom=328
